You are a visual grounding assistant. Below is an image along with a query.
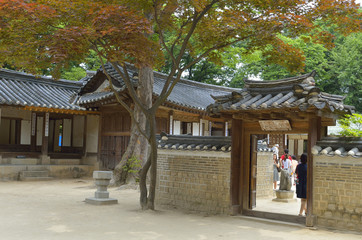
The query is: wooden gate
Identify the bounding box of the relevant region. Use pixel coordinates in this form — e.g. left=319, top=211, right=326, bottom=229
left=100, top=109, right=131, bottom=170
left=100, top=135, right=130, bottom=170
left=249, top=135, right=257, bottom=209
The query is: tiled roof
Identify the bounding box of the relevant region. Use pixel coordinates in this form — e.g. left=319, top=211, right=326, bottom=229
left=78, top=63, right=237, bottom=111
left=207, top=71, right=355, bottom=115
left=0, top=69, right=84, bottom=111
left=157, top=133, right=231, bottom=152
left=312, top=137, right=362, bottom=157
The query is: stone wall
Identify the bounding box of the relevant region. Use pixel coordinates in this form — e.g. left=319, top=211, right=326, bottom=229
left=156, top=149, right=231, bottom=215
left=256, top=152, right=274, bottom=199
left=313, top=155, right=362, bottom=232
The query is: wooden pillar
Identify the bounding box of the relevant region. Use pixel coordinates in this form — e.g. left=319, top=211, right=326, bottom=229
left=306, top=117, right=319, bottom=226
left=209, top=121, right=212, bottom=136
left=231, top=119, right=242, bottom=215
left=225, top=121, right=229, bottom=136
left=294, top=139, right=298, bottom=157
left=199, top=118, right=203, bottom=136
left=83, top=115, right=87, bottom=156
left=31, top=112, right=37, bottom=151
left=169, top=111, right=173, bottom=135
left=241, top=131, right=251, bottom=212
left=41, top=112, right=50, bottom=164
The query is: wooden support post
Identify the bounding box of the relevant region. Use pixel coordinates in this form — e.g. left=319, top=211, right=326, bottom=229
left=169, top=111, right=174, bottom=135
left=231, top=119, right=242, bottom=215
left=31, top=112, right=36, bottom=152
left=41, top=112, right=50, bottom=164
left=242, top=131, right=251, bottom=212
left=306, top=117, right=319, bottom=226
left=83, top=115, right=87, bottom=157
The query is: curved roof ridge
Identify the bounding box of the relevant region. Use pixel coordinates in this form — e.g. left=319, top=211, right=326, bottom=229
left=152, top=70, right=238, bottom=92
left=244, top=71, right=316, bottom=88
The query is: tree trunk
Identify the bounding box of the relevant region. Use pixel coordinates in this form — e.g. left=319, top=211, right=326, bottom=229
left=147, top=114, right=158, bottom=210
left=139, top=113, right=157, bottom=210
left=113, top=66, right=153, bottom=186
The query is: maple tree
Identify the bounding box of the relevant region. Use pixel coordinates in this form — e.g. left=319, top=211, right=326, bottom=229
left=0, top=0, right=360, bottom=210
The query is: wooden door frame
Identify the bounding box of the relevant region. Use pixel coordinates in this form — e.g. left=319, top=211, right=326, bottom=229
left=230, top=117, right=321, bottom=226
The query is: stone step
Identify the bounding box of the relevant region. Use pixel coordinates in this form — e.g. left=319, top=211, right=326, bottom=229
left=20, top=177, right=54, bottom=181
left=52, top=159, right=81, bottom=165
left=5, top=158, right=39, bottom=165
left=19, top=170, right=51, bottom=181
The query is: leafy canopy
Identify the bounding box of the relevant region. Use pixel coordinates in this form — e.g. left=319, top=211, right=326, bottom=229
left=0, top=0, right=161, bottom=78
left=0, top=0, right=360, bottom=80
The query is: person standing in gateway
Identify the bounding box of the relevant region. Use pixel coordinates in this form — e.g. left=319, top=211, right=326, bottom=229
left=296, top=153, right=308, bottom=216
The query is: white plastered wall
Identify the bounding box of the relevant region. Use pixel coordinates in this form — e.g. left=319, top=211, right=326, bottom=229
left=73, top=115, right=84, bottom=147
left=62, top=119, right=72, bottom=147
left=192, top=122, right=200, bottom=136
left=85, top=115, right=99, bottom=153
left=20, top=120, right=31, bottom=145
left=173, top=120, right=181, bottom=135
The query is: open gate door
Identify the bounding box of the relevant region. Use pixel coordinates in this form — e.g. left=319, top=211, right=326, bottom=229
left=249, top=135, right=257, bottom=209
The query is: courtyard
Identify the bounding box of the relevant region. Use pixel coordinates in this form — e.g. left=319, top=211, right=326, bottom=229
left=0, top=179, right=360, bottom=240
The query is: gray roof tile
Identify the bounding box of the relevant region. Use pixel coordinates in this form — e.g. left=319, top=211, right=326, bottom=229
left=208, top=72, right=355, bottom=115
left=157, top=133, right=231, bottom=152
left=0, top=69, right=84, bottom=111
left=312, top=137, right=362, bottom=158
left=78, top=63, right=237, bottom=111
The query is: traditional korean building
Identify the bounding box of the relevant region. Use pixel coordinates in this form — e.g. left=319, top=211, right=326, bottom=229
left=77, top=63, right=236, bottom=169
left=0, top=69, right=99, bottom=180
left=206, top=71, right=357, bottom=226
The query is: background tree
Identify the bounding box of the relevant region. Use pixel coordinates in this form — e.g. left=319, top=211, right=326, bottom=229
left=237, top=30, right=362, bottom=112
left=0, top=0, right=360, bottom=210
left=338, top=113, right=362, bottom=137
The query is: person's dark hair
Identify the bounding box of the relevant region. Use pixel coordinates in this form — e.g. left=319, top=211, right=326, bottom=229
left=284, top=149, right=289, bottom=154
left=300, top=153, right=307, bottom=164
left=291, top=155, right=297, bottom=160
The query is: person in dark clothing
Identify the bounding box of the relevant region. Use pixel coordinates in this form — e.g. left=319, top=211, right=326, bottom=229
left=296, top=153, right=307, bottom=216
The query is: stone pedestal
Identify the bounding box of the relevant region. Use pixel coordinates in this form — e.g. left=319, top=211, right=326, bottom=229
left=272, top=190, right=296, bottom=203
left=85, top=171, right=118, bottom=205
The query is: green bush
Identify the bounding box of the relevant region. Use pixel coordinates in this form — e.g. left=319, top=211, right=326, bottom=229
left=122, top=156, right=142, bottom=182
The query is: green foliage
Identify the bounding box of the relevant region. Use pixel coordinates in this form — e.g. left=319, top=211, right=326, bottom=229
left=237, top=31, right=362, bottom=113
left=122, top=156, right=142, bottom=181
left=338, top=113, right=362, bottom=137
left=60, top=66, right=86, bottom=81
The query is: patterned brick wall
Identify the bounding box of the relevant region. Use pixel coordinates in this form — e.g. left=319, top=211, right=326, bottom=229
left=313, top=155, right=362, bottom=232
left=156, top=149, right=231, bottom=215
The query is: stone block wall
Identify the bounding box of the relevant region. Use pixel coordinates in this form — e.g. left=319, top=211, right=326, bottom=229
left=313, top=155, right=362, bottom=232
left=156, top=149, right=231, bottom=215
left=256, top=152, right=274, bottom=199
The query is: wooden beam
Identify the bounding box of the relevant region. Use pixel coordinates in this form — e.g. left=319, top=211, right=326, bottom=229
left=241, top=131, right=251, bottom=212
left=23, top=106, right=99, bottom=115
left=317, top=110, right=339, bottom=120
left=231, top=119, right=242, bottom=215
left=41, top=112, right=49, bottom=163
left=306, top=117, right=319, bottom=227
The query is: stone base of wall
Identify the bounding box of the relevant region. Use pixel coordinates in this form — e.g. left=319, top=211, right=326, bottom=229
left=313, top=156, right=362, bottom=232
left=156, top=150, right=231, bottom=215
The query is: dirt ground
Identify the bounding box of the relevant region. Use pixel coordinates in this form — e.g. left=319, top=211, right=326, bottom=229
left=0, top=179, right=360, bottom=240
